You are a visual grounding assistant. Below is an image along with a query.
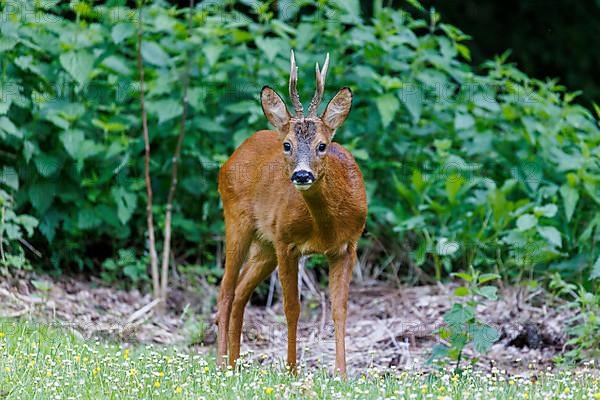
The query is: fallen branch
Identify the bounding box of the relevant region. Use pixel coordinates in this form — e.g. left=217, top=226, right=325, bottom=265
left=126, top=298, right=161, bottom=325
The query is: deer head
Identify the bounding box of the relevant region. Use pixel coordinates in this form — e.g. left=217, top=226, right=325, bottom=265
left=261, top=51, right=352, bottom=191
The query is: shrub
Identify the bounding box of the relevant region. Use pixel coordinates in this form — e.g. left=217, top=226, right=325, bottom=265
left=0, top=1, right=598, bottom=288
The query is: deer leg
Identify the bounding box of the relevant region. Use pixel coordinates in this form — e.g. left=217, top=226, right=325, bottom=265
left=276, top=247, right=300, bottom=372
left=217, top=223, right=252, bottom=367
left=327, top=244, right=356, bottom=377
left=228, top=242, right=276, bottom=367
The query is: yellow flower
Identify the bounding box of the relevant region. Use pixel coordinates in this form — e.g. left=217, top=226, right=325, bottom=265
left=509, top=380, right=515, bottom=385
left=123, top=349, right=129, bottom=360
left=203, top=367, right=209, bottom=373
left=592, top=393, right=600, bottom=399
left=75, top=355, right=81, bottom=362
left=129, top=368, right=137, bottom=376
left=0, top=332, right=5, bottom=338
left=4, top=367, right=10, bottom=373
left=564, top=387, right=570, bottom=394
left=264, top=387, right=274, bottom=395
left=46, top=370, right=52, bottom=377
left=175, top=387, right=182, bottom=393
left=154, top=381, right=161, bottom=388
left=92, top=367, right=100, bottom=375
left=159, top=371, right=165, bottom=377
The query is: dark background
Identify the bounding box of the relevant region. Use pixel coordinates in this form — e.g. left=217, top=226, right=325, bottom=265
left=416, top=0, right=600, bottom=105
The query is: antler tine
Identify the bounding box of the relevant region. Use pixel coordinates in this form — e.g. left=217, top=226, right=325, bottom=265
left=307, top=53, right=330, bottom=117
left=289, top=50, right=304, bottom=118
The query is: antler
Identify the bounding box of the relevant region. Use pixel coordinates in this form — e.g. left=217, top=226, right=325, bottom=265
left=307, top=53, right=329, bottom=118
left=289, top=50, right=304, bottom=118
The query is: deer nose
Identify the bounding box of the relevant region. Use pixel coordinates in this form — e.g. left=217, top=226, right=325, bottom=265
left=291, top=170, right=315, bottom=185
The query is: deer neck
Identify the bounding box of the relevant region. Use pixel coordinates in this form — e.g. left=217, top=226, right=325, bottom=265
left=299, top=175, right=337, bottom=234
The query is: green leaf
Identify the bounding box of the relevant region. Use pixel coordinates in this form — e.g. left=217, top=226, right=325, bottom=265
left=455, top=43, right=471, bottom=61
left=399, top=91, right=422, bottom=122
left=146, top=99, right=183, bottom=124
left=18, top=215, right=38, bottom=236
left=77, top=208, right=101, bottom=230
left=0, top=116, right=20, bottom=138
left=0, top=37, right=18, bottom=53
left=60, top=129, right=85, bottom=158
left=454, top=112, right=475, bottom=130
left=472, top=325, right=499, bottom=353
left=454, top=287, right=470, bottom=296
left=376, top=94, right=399, bottom=128
left=478, top=273, right=500, bottom=284
left=254, top=37, right=284, bottom=63
left=537, top=226, right=562, bottom=248
left=28, top=182, right=56, bottom=213
left=59, top=51, right=95, bottom=88
left=427, top=344, right=449, bottom=363
left=1, top=167, right=18, bottom=190
left=477, top=285, right=498, bottom=300
left=516, top=214, right=537, bottom=231
left=141, top=42, right=170, bottom=67
left=111, top=23, right=135, bottom=44
left=559, top=184, right=579, bottom=222
left=591, top=255, right=600, bottom=279
left=452, top=272, right=473, bottom=283
left=444, top=303, right=474, bottom=326
left=34, top=154, right=61, bottom=177
left=533, top=204, right=557, bottom=218
left=111, top=187, right=137, bottom=225
left=31, top=280, right=52, bottom=292
left=203, top=43, right=223, bottom=66
left=445, top=174, right=465, bottom=203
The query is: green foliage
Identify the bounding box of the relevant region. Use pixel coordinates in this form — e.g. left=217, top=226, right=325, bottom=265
left=101, top=249, right=148, bottom=285
left=549, top=274, right=600, bottom=362
left=0, top=0, right=598, bottom=291
left=0, top=184, right=38, bottom=272
left=429, top=268, right=501, bottom=372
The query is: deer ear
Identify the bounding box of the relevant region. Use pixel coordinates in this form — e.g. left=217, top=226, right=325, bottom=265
left=261, top=86, right=291, bottom=130
left=321, top=87, right=352, bottom=131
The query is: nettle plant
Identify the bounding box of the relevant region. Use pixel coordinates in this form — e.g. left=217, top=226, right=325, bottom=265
left=429, top=267, right=501, bottom=372
left=0, top=175, right=38, bottom=272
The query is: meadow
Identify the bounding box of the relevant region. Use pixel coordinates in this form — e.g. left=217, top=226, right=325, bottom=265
left=0, top=319, right=598, bottom=400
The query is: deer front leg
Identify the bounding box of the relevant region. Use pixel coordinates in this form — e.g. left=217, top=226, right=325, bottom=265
left=276, top=247, right=300, bottom=372
left=327, top=244, right=355, bottom=376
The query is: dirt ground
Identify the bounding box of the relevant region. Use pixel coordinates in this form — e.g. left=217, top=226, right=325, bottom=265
left=0, top=272, right=580, bottom=375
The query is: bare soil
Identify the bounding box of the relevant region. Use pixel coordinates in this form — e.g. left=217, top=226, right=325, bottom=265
left=0, top=272, right=578, bottom=375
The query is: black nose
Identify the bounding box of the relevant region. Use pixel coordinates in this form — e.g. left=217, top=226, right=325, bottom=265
left=291, top=170, right=315, bottom=185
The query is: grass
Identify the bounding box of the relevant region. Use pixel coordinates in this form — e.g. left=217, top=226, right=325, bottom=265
left=0, top=319, right=598, bottom=399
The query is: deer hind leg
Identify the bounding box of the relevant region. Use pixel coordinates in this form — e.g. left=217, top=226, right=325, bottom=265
left=217, top=220, right=253, bottom=367
left=327, top=243, right=356, bottom=377
left=276, top=246, right=301, bottom=372
left=228, top=241, right=277, bottom=367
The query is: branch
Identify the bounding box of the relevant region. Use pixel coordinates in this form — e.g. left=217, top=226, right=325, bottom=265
left=159, top=0, right=195, bottom=310
left=136, top=2, right=160, bottom=300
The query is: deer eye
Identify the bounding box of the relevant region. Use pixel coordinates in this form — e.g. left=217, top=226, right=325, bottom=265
left=317, top=143, right=327, bottom=153
left=283, top=142, right=292, bottom=153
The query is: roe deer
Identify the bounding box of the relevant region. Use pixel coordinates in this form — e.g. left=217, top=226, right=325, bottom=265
left=216, top=51, right=367, bottom=375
